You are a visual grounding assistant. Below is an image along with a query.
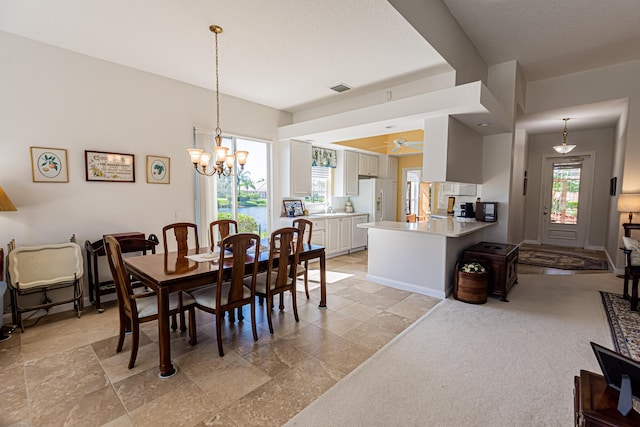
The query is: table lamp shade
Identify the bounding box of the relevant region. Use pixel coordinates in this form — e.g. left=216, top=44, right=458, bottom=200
left=617, top=194, right=640, bottom=223
left=0, top=186, right=17, bottom=211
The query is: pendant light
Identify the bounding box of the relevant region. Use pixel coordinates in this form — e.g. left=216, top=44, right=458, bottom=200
left=187, top=25, right=248, bottom=176
left=553, top=118, right=576, bottom=155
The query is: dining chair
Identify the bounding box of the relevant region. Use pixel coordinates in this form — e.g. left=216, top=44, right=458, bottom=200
left=252, top=227, right=302, bottom=334
left=162, top=222, right=199, bottom=330
left=104, top=236, right=197, bottom=369
left=209, top=219, right=238, bottom=251
left=292, top=218, right=313, bottom=299
left=190, top=233, right=260, bottom=357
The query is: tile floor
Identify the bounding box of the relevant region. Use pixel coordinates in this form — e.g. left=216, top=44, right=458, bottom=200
left=0, top=251, right=441, bottom=426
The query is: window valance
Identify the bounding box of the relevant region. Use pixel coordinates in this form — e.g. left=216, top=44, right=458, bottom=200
left=312, top=146, right=337, bottom=168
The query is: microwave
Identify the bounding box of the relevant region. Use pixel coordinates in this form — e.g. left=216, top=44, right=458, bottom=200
left=475, top=202, right=498, bottom=222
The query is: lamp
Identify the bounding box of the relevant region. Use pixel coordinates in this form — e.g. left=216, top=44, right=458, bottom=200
left=553, top=118, right=576, bottom=154
left=617, top=194, right=640, bottom=223
left=187, top=25, right=248, bottom=177
left=0, top=186, right=17, bottom=211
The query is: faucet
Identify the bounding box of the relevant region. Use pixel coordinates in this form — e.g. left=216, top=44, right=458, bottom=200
left=326, top=205, right=334, bottom=213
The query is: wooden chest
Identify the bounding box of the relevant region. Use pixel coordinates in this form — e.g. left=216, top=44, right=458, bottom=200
left=463, top=242, right=518, bottom=301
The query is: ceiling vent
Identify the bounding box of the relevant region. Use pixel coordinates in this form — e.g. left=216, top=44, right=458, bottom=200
left=330, top=83, right=352, bottom=93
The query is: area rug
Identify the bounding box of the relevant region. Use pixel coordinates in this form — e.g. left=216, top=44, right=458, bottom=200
left=519, top=248, right=608, bottom=270
left=296, top=270, right=353, bottom=292
left=600, top=291, right=640, bottom=360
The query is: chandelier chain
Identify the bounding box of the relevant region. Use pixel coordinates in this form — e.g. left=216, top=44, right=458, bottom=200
left=215, top=29, right=221, bottom=137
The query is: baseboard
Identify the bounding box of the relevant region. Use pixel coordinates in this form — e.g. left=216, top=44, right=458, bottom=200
left=523, top=239, right=541, bottom=245
left=584, top=245, right=605, bottom=251
left=364, top=273, right=446, bottom=300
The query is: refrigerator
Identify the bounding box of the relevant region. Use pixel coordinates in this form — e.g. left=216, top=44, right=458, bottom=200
left=351, top=178, right=397, bottom=222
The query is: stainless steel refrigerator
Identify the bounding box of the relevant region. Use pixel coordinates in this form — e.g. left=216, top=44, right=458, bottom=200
left=351, top=178, right=397, bottom=222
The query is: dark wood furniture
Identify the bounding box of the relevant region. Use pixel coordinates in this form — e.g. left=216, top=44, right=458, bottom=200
left=124, top=241, right=327, bottom=378
left=104, top=236, right=196, bottom=369
left=191, top=233, right=261, bottom=357
left=293, top=218, right=313, bottom=299
left=463, top=242, right=518, bottom=301
left=621, top=223, right=640, bottom=308
left=574, top=370, right=640, bottom=426
left=85, top=232, right=158, bottom=312
left=209, top=219, right=238, bottom=251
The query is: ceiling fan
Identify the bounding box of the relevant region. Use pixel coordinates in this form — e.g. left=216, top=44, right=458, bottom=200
left=371, top=134, right=423, bottom=153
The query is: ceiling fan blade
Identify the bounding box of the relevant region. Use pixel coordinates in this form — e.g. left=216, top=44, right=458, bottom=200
left=391, top=145, right=401, bottom=153
left=406, top=142, right=423, bottom=148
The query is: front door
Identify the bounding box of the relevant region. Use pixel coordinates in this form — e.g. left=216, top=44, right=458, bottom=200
left=540, top=154, right=594, bottom=247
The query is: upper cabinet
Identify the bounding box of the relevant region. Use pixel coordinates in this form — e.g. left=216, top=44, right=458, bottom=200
left=280, top=139, right=312, bottom=197
left=358, top=153, right=378, bottom=177
left=440, top=182, right=477, bottom=196
left=378, top=155, right=398, bottom=180
left=333, top=150, right=359, bottom=197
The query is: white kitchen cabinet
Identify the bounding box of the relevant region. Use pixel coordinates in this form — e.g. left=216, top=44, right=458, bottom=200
left=333, top=150, right=359, bottom=196
left=440, top=182, right=476, bottom=196
left=309, top=218, right=326, bottom=247
left=281, top=140, right=312, bottom=197
left=350, top=214, right=368, bottom=251
left=378, top=155, right=398, bottom=180
left=326, top=217, right=351, bottom=256
left=358, top=153, right=378, bottom=177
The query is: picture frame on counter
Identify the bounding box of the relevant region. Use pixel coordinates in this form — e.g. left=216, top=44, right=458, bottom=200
left=283, top=199, right=304, bottom=217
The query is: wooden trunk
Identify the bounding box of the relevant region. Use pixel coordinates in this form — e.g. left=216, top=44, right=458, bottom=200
left=454, top=268, right=488, bottom=304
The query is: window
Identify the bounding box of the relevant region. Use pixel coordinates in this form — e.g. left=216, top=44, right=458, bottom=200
left=305, top=166, right=331, bottom=208
left=550, top=161, right=582, bottom=225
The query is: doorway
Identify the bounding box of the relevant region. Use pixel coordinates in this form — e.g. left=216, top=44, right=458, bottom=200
left=539, top=154, right=595, bottom=247
left=402, top=168, right=422, bottom=220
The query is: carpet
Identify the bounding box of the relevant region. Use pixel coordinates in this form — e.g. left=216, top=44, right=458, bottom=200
left=286, top=273, right=618, bottom=426
left=600, top=291, right=640, bottom=360
left=519, top=248, right=608, bottom=270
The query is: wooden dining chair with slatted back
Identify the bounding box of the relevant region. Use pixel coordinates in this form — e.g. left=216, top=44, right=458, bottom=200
left=292, top=218, right=313, bottom=299
left=162, top=222, right=200, bottom=331
left=190, top=233, right=260, bottom=357
left=104, top=236, right=197, bottom=369
left=252, top=227, right=302, bottom=334
left=209, top=219, right=238, bottom=251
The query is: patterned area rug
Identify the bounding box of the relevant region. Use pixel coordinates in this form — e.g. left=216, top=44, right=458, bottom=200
left=600, top=291, right=640, bottom=360
left=519, top=248, right=608, bottom=270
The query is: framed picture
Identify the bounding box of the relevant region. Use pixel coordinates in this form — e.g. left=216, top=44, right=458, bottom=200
left=85, top=150, right=135, bottom=182
left=146, top=155, right=170, bottom=184
left=283, top=199, right=304, bottom=217
left=30, top=147, right=69, bottom=183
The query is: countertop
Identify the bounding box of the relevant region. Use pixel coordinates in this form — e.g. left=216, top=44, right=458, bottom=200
left=281, top=212, right=369, bottom=220
left=358, top=217, right=496, bottom=237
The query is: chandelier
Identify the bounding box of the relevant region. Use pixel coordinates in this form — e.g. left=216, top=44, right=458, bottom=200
left=187, top=25, right=248, bottom=176
left=552, top=118, right=576, bottom=155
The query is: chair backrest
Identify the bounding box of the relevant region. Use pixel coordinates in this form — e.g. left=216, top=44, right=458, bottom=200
left=209, top=219, right=238, bottom=251
left=162, top=222, right=199, bottom=255
left=292, top=218, right=313, bottom=246
left=216, top=233, right=260, bottom=308
left=268, top=227, right=302, bottom=291
left=104, top=236, right=136, bottom=319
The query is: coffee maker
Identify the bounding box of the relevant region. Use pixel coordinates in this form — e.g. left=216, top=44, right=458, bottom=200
left=459, top=202, right=475, bottom=218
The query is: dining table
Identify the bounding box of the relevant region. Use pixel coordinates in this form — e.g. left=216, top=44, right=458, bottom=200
left=124, top=241, right=327, bottom=378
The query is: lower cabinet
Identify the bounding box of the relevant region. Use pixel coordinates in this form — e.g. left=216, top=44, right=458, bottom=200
left=351, top=215, right=368, bottom=250
left=326, top=217, right=351, bottom=256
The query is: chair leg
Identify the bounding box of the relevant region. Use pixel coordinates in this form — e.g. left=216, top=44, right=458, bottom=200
left=171, top=313, right=178, bottom=331
left=266, top=294, right=274, bottom=334
left=215, top=312, right=224, bottom=357
left=623, top=269, right=630, bottom=299
left=251, top=301, right=258, bottom=342
left=188, top=308, right=197, bottom=346
left=237, top=307, right=244, bottom=321
left=179, top=293, right=187, bottom=332
left=631, top=277, right=639, bottom=311
left=291, top=289, right=299, bottom=323
left=116, top=313, right=127, bottom=353
left=128, top=324, right=140, bottom=369
left=304, top=262, right=310, bottom=299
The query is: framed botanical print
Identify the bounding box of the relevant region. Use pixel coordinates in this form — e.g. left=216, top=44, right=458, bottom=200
left=146, top=155, right=170, bottom=184
left=30, top=147, right=69, bottom=183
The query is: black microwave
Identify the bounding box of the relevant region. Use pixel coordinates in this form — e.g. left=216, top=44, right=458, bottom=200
left=476, top=202, right=498, bottom=222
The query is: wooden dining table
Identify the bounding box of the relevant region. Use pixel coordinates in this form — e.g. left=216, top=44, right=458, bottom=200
left=124, top=242, right=327, bottom=378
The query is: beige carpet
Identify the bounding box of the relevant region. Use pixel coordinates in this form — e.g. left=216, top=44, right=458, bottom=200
left=286, top=273, right=621, bottom=426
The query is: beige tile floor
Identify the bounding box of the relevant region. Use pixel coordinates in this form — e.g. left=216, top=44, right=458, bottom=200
left=0, top=251, right=442, bottom=427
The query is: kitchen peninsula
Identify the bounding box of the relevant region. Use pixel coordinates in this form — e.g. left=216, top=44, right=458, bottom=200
left=359, top=217, right=496, bottom=299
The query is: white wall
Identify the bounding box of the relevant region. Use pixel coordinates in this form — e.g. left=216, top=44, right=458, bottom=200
left=0, top=32, right=290, bottom=296
left=446, top=118, right=483, bottom=184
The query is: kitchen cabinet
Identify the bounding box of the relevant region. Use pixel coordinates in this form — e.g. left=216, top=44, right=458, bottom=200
left=326, top=217, right=351, bottom=256
left=281, top=139, right=312, bottom=197
left=440, top=182, right=476, bottom=196
left=350, top=214, right=368, bottom=250
left=309, top=218, right=326, bottom=247
left=378, top=155, right=398, bottom=180
left=358, top=153, right=378, bottom=177
left=333, top=150, right=359, bottom=196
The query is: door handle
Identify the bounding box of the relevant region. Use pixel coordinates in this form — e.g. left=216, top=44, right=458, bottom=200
left=543, top=206, right=548, bottom=215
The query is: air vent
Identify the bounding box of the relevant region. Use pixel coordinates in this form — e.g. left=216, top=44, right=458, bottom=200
left=330, top=83, right=352, bottom=93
